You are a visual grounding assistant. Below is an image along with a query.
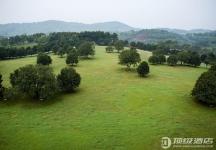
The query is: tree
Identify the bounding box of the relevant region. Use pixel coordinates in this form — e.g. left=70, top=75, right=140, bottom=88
left=167, top=55, right=178, bottom=66
left=66, top=50, right=78, bottom=66
left=37, top=53, right=52, bottom=65
left=114, top=40, right=124, bottom=53
left=148, top=55, right=159, bottom=64
left=10, top=64, right=57, bottom=100
left=191, top=69, right=216, bottom=104
left=27, top=50, right=34, bottom=56
left=153, top=49, right=165, bottom=55
left=189, top=54, right=201, bottom=67
left=0, top=74, right=3, bottom=98
left=130, top=41, right=136, bottom=47
left=105, top=46, right=114, bottom=53
left=57, top=67, right=81, bottom=92
left=77, top=41, right=95, bottom=58
left=2, top=87, right=17, bottom=100
left=37, top=45, right=45, bottom=53
left=177, top=51, right=190, bottom=65
left=200, top=54, right=207, bottom=62
left=66, top=46, right=76, bottom=54
left=52, top=45, right=59, bottom=54
left=118, top=49, right=141, bottom=70
left=57, top=47, right=65, bottom=57
left=204, top=56, right=212, bottom=68
left=137, top=61, right=149, bottom=76
left=157, top=54, right=166, bottom=64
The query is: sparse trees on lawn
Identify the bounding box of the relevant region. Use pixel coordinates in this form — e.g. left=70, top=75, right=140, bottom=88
left=57, top=67, right=81, bottom=92
left=137, top=61, right=149, bottom=76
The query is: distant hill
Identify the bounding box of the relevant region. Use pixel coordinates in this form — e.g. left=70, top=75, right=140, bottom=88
left=0, top=20, right=141, bottom=36
left=158, top=28, right=212, bottom=35
left=118, top=29, right=189, bottom=44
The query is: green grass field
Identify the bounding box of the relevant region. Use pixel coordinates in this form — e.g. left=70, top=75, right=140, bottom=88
left=0, top=46, right=215, bottom=150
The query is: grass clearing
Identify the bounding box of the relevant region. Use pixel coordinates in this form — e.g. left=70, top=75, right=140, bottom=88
left=0, top=46, right=215, bottom=149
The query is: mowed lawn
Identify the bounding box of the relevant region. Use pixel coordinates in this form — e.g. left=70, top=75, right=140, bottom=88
left=0, top=46, right=215, bottom=150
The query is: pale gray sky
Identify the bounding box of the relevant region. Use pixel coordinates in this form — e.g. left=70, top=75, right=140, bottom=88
left=0, top=0, right=216, bottom=30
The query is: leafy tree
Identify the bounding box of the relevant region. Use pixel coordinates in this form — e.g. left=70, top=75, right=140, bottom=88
left=167, top=55, right=178, bottom=66
left=114, top=40, right=124, bottom=53
left=130, top=41, right=136, bottom=47
left=57, top=47, right=65, bottom=58
left=0, top=47, right=7, bottom=60
left=204, top=56, right=212, bottom=68
left=66, top=46, right=76, bottom=54
left=137, top=61, right=149, bottom=76
left=148, top=55, right=159, bottom=64
left=191, top=68, right=216, bottom=104
left=209, top=52, right=215, bottom=61
left=0, top=74, right=3, bottom=98
left=66, top=50, right=78, bottom=66
left=10, top=64, right=57, bottom=100
left=2, top=87, right=17, bottom=100
left=153, top=49, right=165, bottom=55
left=37, top=53, right=52, bottom=65
left=27, top=50, right=34, bottom=56
left=118, top=49, right=141, bottom=70
left=200, top=54, right=207, bottom=62
left=157, top=54, right=166, bottom=64
left=105, top=46, right=114, bottom=53
left=177, top=51, right=190, bottom=65
left=130, top=47, right=136, bottom=50
left=37, top=45, right=45, bottom=53
left=57, top=67, right=81, bottom=92
left=77, top=41, right=95, bottom=58
left=52, top=45, right=59, bottom=54
left=189, top=54, right=201, bottom=67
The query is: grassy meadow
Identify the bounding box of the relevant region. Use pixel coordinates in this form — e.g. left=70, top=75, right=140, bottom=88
left=0, top=46, right=215, bottom=150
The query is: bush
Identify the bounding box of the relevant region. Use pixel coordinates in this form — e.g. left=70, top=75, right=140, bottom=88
left=137, top=61, right=149, bottom=76
left=191, top=69, right=216, bottom=104
left=57, top=67, right=81, bottom=92
left=3, top=87, right=17, bottom=100
left=148, top=55, right=158, bottom=64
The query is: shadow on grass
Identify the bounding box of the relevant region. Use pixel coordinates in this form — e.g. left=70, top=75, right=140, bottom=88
left=0, top=89, right=82, bottom=109
left=79, top=57, right=95, bottom=60
left=189, top=97, right=216, bottom=109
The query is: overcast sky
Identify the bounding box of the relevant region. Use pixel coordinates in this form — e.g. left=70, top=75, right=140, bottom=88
left=0, top=0, right=216, bottom=30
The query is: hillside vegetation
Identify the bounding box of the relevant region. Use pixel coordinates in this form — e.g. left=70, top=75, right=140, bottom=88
left=0, top=20, right=140, bottom=36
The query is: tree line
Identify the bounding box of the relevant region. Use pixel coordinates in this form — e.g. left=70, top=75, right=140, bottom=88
left=0, top=31, right=118, bottom=47
left=0, top=31, right=117, bottom=60
left=147, top=50, right=216, bottom=67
